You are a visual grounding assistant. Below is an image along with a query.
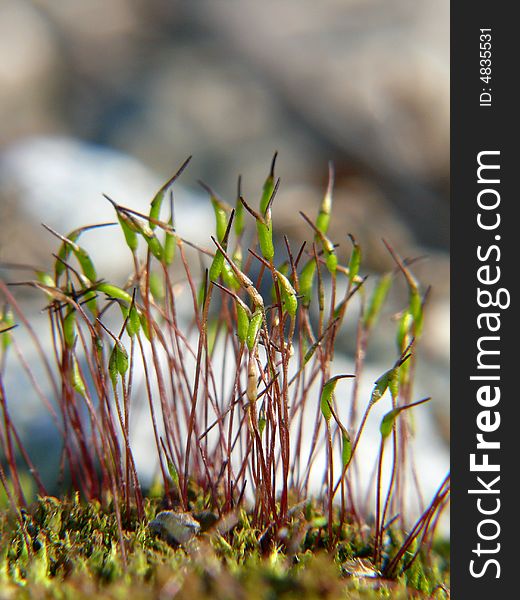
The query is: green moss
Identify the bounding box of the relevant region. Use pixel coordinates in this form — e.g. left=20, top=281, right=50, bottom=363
left=0, top=495, right=448, bottom=598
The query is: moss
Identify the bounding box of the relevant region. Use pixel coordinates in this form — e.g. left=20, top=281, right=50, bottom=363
left=0, top=495, right=449, bottom=598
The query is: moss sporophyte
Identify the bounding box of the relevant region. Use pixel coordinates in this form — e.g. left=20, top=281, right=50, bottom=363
left=0, top=155, right=449, bottom=597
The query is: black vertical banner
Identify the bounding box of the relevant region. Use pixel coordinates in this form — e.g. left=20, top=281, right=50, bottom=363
left=452, top=4, right=516, bottom=596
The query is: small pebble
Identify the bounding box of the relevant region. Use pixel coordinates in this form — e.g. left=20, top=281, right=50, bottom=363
left=149, top=511, right=201, bottom=546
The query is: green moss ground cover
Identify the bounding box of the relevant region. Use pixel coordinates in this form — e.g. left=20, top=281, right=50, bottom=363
left=0, top=493, right=449, bottom=599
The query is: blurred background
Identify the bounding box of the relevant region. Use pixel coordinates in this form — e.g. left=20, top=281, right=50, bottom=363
left=0, top=1, right=449, bottom=462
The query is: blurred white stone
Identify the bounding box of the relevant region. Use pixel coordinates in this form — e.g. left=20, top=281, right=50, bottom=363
left=0, top=136, right=214, bottom=283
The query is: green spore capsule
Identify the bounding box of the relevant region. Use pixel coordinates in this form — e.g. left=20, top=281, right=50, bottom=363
left=316, top=202, right=331, bottom=236
left=409, top=288, right=424, bottom=336
left=54, top=230, right=81, bottom=278
left=121, top=304, right=141, bottom=337
left=234, top=191, right=245, bottom=237
left=276, top=267, right=296, bottom=295
left=276, top=271, right=298, bottom=317
left=115, top=342, right=129, bottom=375
left=341, top=429, right=352, bottom=468
left=139, top=312, right=151, bottom=340
left=96, top=283, right=133, bottom=305
left=164, top=215, right=176, bottom=266
left=260, top=178, right=274, bottom=216
left=379, top=398, right=430, bottom=440
left=260, top=154, right=277, bottom=215
left=236, top=303, right=250, bottom=344
left=71, top=358, right=87, bottom=397
left=347, top=236, right=361, bottom=285
left=36, top=271, right=55, bottom=288
left=246, top=309, right=263, bottom=351
left=108, top=346, right=118, bottom=384
left=149, top=157, right=191, bottom=230
left=314, top=230, right=337, bottom=275
left=364, top=273, right=392, bottom=330
left=380, top=409, right=397, bottom=440
left=149, top=192, right=164, bottom=231
left=149, top=272, right=165, bottom=301
left=398, top=358, right=411, bottom=389
left=108, top=201, right=142, bottom=253
left=316, top=163, right=334, bottom=235
left=145, top=233, right=164, bottom=262
left=271, top=262, right=288, bottom=303
left=320, top=388, right=333, bottom=422
left=209, top=250, right=225, bottom=282
left=389, top=369, right=399, bottom=400
left=167, top=460, right=179, bottom=488
left=258, top=405, right=267, bottom=436
left=256, top=159, right=278, bottom=262
left=371, top=354, right=411, bottom=405
left=211, top=197, right=229, bottom=243
left=371, top=367, right=396, bottom=405
left=129, top=305, right=141, bottom=337
left=256, top=220, right=275, bottom=262
left=109, top=341, right=129, bottom=384
left=319, top=375, right=347, bottom=421
left=63, top=309, right=76, bottom=348
left=209, top=209, right=234, bottom=282
left=72, top=246, right=97, bottom=283
left=117, top=213, right=139, bottom=252
left=132, top=219, right=164, bottom=262
left=1, top=308, right=15, bottom=351
left=299, top=259, right=316, bottom=308
left=222, top=260, right=240, bottom=291
left=35, top=271, right=57, bottom=302
left=282, top=290, right=298, bottom=317
left=397, top=310, right=413, bottom=351
left=325, top=249, right=337, bottom=274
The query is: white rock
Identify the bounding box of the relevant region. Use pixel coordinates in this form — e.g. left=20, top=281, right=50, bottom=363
left=0, top=136, right=214, bottom=283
